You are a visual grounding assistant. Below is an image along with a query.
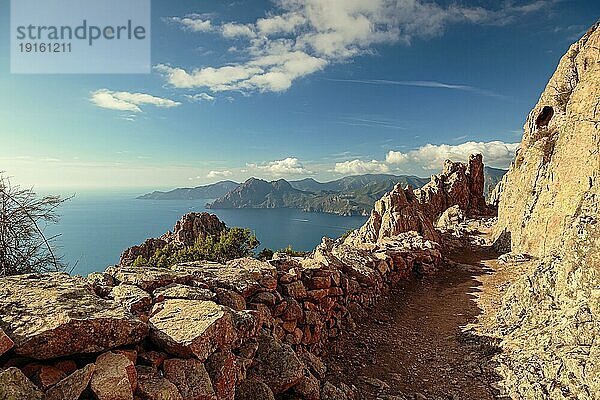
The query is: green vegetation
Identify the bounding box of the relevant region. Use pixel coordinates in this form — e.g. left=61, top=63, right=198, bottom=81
left=132, top=227, right=259, bottom=268
left=256, top=245, right=310, bottom=261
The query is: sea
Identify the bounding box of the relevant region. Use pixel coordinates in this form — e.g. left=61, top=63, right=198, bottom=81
left=43, top=190, right=368, bottom=276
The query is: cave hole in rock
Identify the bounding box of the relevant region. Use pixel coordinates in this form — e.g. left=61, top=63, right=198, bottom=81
left=535, top=106, right=554, bottom=129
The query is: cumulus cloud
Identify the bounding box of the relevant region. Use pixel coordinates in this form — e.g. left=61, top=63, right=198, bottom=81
left=89, top=89, right=181, bottom=113
left=159, top=0, right=551, bottom=94
left=168, top=16, right=213, bottom=32
left=385, top=141, right=519, bottom=171
left=247, top=157, right=311, bottom=176
left=222, top=23, right=256, bottom=38
left=185, top=93, right=215, bottom=102
left=334, top=159, right=390, bottom=175
left=207, top=170, right=233, bottom=178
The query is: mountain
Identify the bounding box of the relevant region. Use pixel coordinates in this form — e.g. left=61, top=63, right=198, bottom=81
left=137, top=181, right=239, bottom=200
left=289, top=174, right=428, bottom=193
left=207, top=175, right=431, bottom=216
left=483, top=166, right=507, bottom=200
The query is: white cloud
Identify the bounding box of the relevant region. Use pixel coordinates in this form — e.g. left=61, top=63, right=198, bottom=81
left=207, top=170, right=233, bottom=178
left=334, top=159, right=390, bottom=175
left=159, top=1, right=550, bottom=94
left=168, top=16, right=213, bottom=32
left=222, top=23, right=256, bottom=38
left=386, top=141, right=519, bottom=171
left=248, top=157, right=311, bottom=176
left=90, top=89, right=181, bottom=113
left=185, top=93, right=215, bottom=102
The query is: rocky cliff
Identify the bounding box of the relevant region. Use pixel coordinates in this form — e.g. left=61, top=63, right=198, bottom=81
left=345, top=154, right=492, bottom=245
left=492, top=21, right=600, bottom=399
left=119, top=213, right=226, bottom=266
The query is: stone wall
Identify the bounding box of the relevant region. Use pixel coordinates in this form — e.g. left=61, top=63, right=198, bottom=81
left=0, top=231, right=440, bottom=399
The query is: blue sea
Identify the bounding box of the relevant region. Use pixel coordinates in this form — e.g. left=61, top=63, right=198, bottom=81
left=44, top=191, right=368, bottom=276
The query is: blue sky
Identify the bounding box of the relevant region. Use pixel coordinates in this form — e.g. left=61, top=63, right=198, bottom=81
left=0, top=0, right=598, bottom=189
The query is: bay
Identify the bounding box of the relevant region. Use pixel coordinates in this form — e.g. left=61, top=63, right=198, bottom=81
left=44, top=191, right=368, bottom=276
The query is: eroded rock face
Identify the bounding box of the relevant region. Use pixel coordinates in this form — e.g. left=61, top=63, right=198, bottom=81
left=345, top=154, right=491, bottom=245
left=0, top=273, right=148, bottom=359
left=149, top=300, right=236, bottom=361
left=120, top=213, right=226, bottom=266
left=493, top=22, right=600, bottom=399
left=495, top=22, right=600, bottom=258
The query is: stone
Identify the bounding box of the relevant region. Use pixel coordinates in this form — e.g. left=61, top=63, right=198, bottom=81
left=297, top=351, right=326, bottom=380
left=248, top=335, right=305, bottom=394
left=0, top=367, right=43, bottom=400
left=205, top=350, right=238, bottom=400
left=110, top=284, right=153, bottom=313
left=292, top=371, right=321, bottom=400
left=45, top=364, right=95, bottom=400
left=216, top=288, right=247, bottom=311
left=0, top=273, right=148, bottom=359
left=30, top=365, right=66, bottom=390
left=153, top=284, right=216, bottom=301
left=138, top=350, right=168, bottom=368
left=235, top=378, right=275, bottom=400
left=149, top=300, right=236, bottom=361
left=53, top=359, right=78, bottom=375
left=436, top=205, right=465, bottom=230
left=163, top=358, right=217, bottom=400
left=173, top=258, right=276, bottom=298
left=136, top=365, right=183, bottom=400
left=0, top=326, right=14, bottom=356
left=90, top=351, right=137, bottom=400
left=87, top=272, right=115, bottom=297
left=106, top=266, right=193, bottom=292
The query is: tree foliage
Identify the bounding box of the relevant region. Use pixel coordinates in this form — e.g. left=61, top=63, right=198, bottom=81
left=0, top=173, right=67, bottom=276
left=132, top=227, right=260, bottom=268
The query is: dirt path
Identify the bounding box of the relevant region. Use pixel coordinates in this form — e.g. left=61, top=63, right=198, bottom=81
left=322, top=242, right=506, bottom=400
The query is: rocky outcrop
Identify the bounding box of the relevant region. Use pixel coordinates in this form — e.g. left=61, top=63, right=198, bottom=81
left=0, top=273, right=148, bottom=359
left=345, top=154, right=492, bottom=245
left=492, top=21, right=600, bottom=399
left=119, top=213, right=226, bottom=266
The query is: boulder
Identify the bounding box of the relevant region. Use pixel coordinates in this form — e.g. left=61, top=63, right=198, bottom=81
left=30, top=365, right=66, bottom=390
left=205, top=350, right=239, bottom=400
left=436, top=205, right=465, bottom=230
left=44, top=364, right=95, bottom=400
left=110, top=284, right=153, bottom=313
left=163, top=358, right=217, bottom=400
left=0, top=326, right=14, bottom=356
left=149, top=300, right=236, bottom=361
left=135, top=366, right=183, bottom=400
left=173, top=258, right=276, bottom=298
left=248, top=335, right=305, bottom=394
left=0, top=273, right=148, bottom=359
left=235, top=378, right=275, bottom=400
left=0, top=367, right=43, bottom=400
left=106, top=266, right=193, bottom=292
left=90, top=352, right=137, bottom=400
left=153, top=284, right=216, bottom=302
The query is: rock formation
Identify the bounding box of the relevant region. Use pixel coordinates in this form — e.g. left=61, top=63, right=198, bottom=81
left=345, top=154, right=492, bottom=245
left=119, top=212, right=226, bottom=266
left=492, top=21, right=600, bottom=399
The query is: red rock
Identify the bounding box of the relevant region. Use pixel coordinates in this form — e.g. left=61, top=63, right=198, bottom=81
left=90, top=352, right=137, bottom=400
left=163, top=358, right=217, bottom=400
left=45, top=364, right=95, bottom=400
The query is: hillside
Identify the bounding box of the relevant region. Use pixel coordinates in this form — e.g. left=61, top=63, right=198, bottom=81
left=137, top=181, right=239, bottom=200
left=206, top=175, right=431, bottom=216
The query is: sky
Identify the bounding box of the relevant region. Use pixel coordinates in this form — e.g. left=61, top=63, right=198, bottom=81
left=0, top=0, right=599, bottom=190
